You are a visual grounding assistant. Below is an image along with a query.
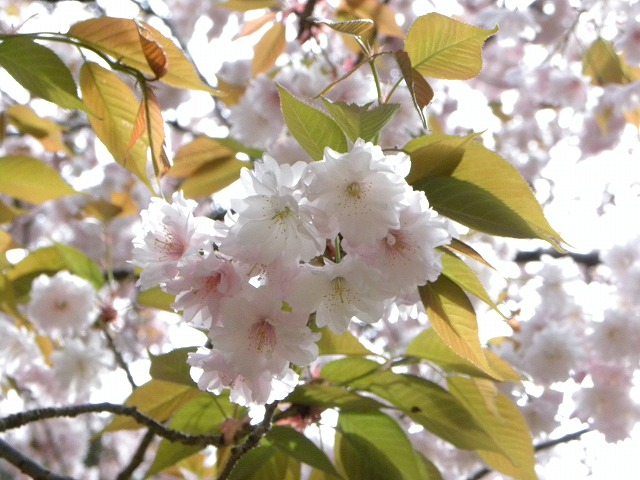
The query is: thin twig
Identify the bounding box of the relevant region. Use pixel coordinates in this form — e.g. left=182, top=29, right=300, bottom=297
left=116, top=428, right=156, bottom=480
left=99, top=325, right=137, bottom=390
left=0, top=437, right=75, bottom=480
left=216, top=401, right=279, bottom=480
left=0, top=403, right=225, bottom=447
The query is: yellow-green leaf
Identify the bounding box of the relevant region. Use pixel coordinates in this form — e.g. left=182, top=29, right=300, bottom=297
left=407, top=328, right=521, bottom=382
left=444, top=238, right=495, bottom=270
left=314, top=18, right=374, bottom=36
left=405, top=133, right=480, bottom=184
left=80, top=62, right=151, bottom=189
left=405, top=13, right=498, bottom=79
left=0, top=36, right=86, bottom=110
left=447, top=377, right=536, bottom=480
left=252, top=22, right=286, bottom=76
left=138, top=286, right=175, bottom=311
left=105, top=379, right=201, bottom=432
left=278, top=85, right=347, bottom=160
left=408, top=138, right=563, bottom=246
left=220, top=0, right=277, bottom=11
left=419, top=276, right=502, bottom=380
left=69, top=17, right=216, bottom=93
left=0, top=230, right=15, bottom=253
left=6, top=105, right=71, bottom=154
left=0, top=199, right=26, bottom=223
left=439, top=248, right=504, bottom=317
left=316, top=326, right=373, bottom=356
left=0, top=155, right=79, bottom=204
left=321, top=99, right=400, bottom=143
left=583, top=38, right=626, bottom=86
left=168, top=136, right=236, bottom=178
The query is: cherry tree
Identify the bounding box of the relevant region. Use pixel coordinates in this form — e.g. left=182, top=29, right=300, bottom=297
left=0, top=0, right=639, bottom=479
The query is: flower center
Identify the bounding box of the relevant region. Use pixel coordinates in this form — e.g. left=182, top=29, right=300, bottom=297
left=154, top=227, right=186, bottom=261
left=248, top=318, right=277, bottom=355
left=271, top=206, right=293, bottom=222
left=346, top=182, right=364, bottom=199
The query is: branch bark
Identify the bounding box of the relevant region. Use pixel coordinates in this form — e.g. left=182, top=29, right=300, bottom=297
left=0, top=437, right=75, bottom=480
left=0, top=403, right=225, bottom=447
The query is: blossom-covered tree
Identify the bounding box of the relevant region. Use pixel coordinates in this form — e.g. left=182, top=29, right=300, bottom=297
left=1, top=0, right=640, bottom=479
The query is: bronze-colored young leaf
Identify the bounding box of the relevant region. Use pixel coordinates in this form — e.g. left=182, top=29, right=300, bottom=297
left=145, top=87, right=170, bottom=179
left=80, top=62, right=152, bottom=189
left=219, top=0, right=277, bottom=11
left=405, top=13, right=498, bottom=79
left=252, top=22, right=286, bottom=76
left=395, top=50, right=434, bottom=127
left=69, top=17, right=216, bottom=92
left=136, top=21, right=169, bottom=79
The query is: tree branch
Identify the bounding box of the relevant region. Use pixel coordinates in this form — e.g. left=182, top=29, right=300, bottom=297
left=0, top=403, right=225, bottom=447
left=514, top=249, right=600, bottom=267
left=115, top=428, right=155, bottom=480
left=465, top=428, right=591, bottom=480
left=216, top=401, right=279, bottom=480
left=0, top=437, right=75, bottom=480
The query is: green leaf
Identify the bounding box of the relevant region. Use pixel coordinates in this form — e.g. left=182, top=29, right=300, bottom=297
left=439, top=248, right=503, bottom=316
left=69, top=17, right=216, bottom=93
left=149, top=347, right=197, bottom=386
left=268, top=426, right=341, bottom=478
left=405, top=13, right=498, bottom=79
left=583, top=38, right=626, bottom=86
left=8, top=244, right=104, bottom=299
left=0, top=37, right=85, bottom=110
left=105, top=379, right=201, bottom=432
left=229, top=444, right=300, bottom=480
left=419, top=277, right=502, bottom=380
left=80, top=62, right=152, bottom=189
left=336, top=411, right=424, bottom=480
left=323, top=358, right=500, bottom=451
left=321, top=99, right=400, bottom=143
left=0, top=156, right=80, bottom=204
left=137, top=286, right=175, bottom=311
left=277, top=85, right=347, bottom=160
left=407, top=328, right=521, bottom=382
left=0, top=200, right=25, bottom=224
left=405, top=133, right=479, bottom=184
left=444, top=238, right=495, bottom=270
left=408, top=138, right=563, bottom=246
left=146, top=392, right=243, bottom=477
left=448, top=377, right=536, bottom=480
left=285, top=384, right=384, bottom=412
left=316, top=326, right=373, bottom=356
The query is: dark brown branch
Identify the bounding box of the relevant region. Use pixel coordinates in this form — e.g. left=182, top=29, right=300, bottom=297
left=0, top=437, right=75, bottom=480
left=514, top=249, right=600, bottom=267
left=0, top=403, right=225, bottom=447
left=216, top=401, right=279, bottom=480
left=297, top=0, right=319, bottom=40
left=115, top=428, right=155, bottom=480
left=466, top=428, right=591, bottom=480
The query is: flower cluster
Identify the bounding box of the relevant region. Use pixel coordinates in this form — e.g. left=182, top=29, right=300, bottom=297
left=133, top=139, right=451, bottom=404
